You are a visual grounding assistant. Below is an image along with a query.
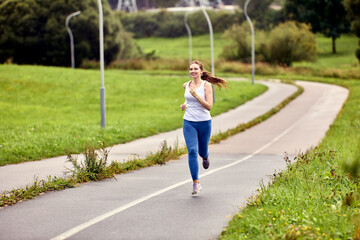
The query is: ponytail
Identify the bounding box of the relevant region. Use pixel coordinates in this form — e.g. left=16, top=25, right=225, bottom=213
left=191, top=60, right=228, bottom=89
left=201, top=71, right=228, bottom=89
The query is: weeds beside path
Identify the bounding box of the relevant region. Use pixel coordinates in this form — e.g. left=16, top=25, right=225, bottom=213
left=0, top=65, right=266, bottom=166
left=0, top=80, right=302, bottom=208
left=220, top=76, right=360, bottom=240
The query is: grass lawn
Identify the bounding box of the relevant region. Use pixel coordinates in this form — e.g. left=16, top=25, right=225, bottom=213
left=136, top=33, right=359, bottom=71
left=135, top=33, right=226, bottom=60
left=0, top=64, right=267, bottom=166
left=293, top=34, right=359, bottom=70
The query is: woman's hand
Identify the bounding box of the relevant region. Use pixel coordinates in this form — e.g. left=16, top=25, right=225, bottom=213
left=189, top=87, right=197, bottom=97
left=180, top=103, right=187, bottom=111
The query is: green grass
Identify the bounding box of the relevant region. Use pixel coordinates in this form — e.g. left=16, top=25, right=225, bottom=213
left=0, top=64, right=267, bottom=166
left=136, top=33, right=359, bottom=71
left=1, top=81, right=301, bottom=208
left=219, top=76, right=360, bottom=239
left=136, top=33, right=227, bottom=60
left=293, top=34, right=359, bottom=70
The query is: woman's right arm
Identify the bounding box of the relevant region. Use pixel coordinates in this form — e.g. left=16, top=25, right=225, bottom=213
left=180, top=82, right=187, bottom=111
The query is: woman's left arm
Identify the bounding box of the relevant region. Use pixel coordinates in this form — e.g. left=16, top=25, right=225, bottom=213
left=190, top=82, right=213, bottom=111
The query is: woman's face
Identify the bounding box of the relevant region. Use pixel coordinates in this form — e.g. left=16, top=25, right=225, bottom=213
left=189, top=63, right=202, bottom=79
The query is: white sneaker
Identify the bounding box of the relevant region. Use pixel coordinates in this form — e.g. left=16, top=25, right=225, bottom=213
left=192, top=183, right=202, bottom=195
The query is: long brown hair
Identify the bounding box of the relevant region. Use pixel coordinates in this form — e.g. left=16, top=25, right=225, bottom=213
left=191, top=60, right=228, bottom=89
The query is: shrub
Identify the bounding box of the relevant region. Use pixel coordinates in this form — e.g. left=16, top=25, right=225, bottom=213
left=79, top=59, right=100, bottom=69
left=221, top=21, right=317, bottom=66
left=268, top=21, right=317, bottom=66
left=220, top=22, right=269, bottom=63
left=220, top=23, right=251, bottom=62
left=66, top=144, right=112, bottom=182
left=118, top=9, right=244, bottom=38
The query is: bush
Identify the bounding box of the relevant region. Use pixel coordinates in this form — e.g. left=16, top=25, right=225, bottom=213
left=79, top=59, right=100, bottom=69
left=108, top=59, right=146, bottom=70
left=269, top=21, right=316, bottom=66
left=220, top=22, right=268, bottom=63
left=118, top=9, right=244, bottom=38
left=221, top=21, right=317, bottom=66
left=108, top=58, right=189, bottom=71
left=220, top=23, right=251, bottom=61
left=269, top=21, right=317, bottom=66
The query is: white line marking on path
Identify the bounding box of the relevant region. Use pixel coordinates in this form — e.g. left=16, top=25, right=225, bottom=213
left=51, top=113, right=306, bottom=240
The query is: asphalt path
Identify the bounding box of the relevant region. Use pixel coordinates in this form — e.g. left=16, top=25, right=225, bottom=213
left=0, top=80, right=295, bottom=193
left=0, top=81, right=348, bottom=240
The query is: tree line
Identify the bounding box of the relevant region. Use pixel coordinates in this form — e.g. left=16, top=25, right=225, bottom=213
left=0, top=0, right=358, bottom=67
left=0, top=0, right=141, bottom=67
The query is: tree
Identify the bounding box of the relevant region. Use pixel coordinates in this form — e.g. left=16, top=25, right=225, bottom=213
left=235, top=0, right=273, bottom=17
left=151, top=0, right=178, bottom=8
left=284, top=0, right=350, bottom=54
left=0, top=0, right=46, bottom=64
left=0, top=0, right=140, bottom=66
left=235, top=0, right=283, bottom=30
left=343, top=0, right=360, bottom=62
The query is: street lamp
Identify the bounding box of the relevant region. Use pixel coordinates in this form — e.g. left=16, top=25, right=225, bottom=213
left=201, top=7, right=214, bottom=75
left=65, top=11, right=81, bottom=69
left=97, top=0, right=106, bottom=128
left=244, top=0, right=255, bottom=85
left=184, top=11, right=192, bottom=65
left=200, top=6, right=215, bottom=102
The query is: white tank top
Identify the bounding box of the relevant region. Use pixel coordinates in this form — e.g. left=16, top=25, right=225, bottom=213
left=183, top=80, right=211, bottom=122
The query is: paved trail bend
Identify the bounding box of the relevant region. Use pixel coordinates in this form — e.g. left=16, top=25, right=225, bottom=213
left=0, top=80, right=295, bottom=193
left=0, top=81, right=348, bottom=240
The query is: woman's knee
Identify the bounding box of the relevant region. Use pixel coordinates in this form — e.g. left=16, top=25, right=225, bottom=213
left=188, top=147, right=198, bottom=156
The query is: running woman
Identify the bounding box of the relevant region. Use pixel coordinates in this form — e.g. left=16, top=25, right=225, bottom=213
left=180, top=60, right=228, bottom=195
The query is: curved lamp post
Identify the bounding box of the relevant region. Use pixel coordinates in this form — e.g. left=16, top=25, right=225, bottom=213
left=201, top=7, right=214, bottom=76
left=65, top=11, right=81, bottom=69
left=184, top=4, right=215, bottom=101
left=200, top=6, right=215, bottom=102
left=184, top=11, right=192, bottom=66
left=244, top=0, right=255, bottom=85
left=97, top=0, right=106, bottom=128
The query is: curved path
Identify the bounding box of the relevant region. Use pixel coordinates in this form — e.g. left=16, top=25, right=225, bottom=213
left=0, top=80, right=295, bottom=193
left=0, top=81, right=348, bottom=240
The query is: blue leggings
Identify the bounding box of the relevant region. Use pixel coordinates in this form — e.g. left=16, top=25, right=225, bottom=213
left=183, top=119, right=212, bottom=181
